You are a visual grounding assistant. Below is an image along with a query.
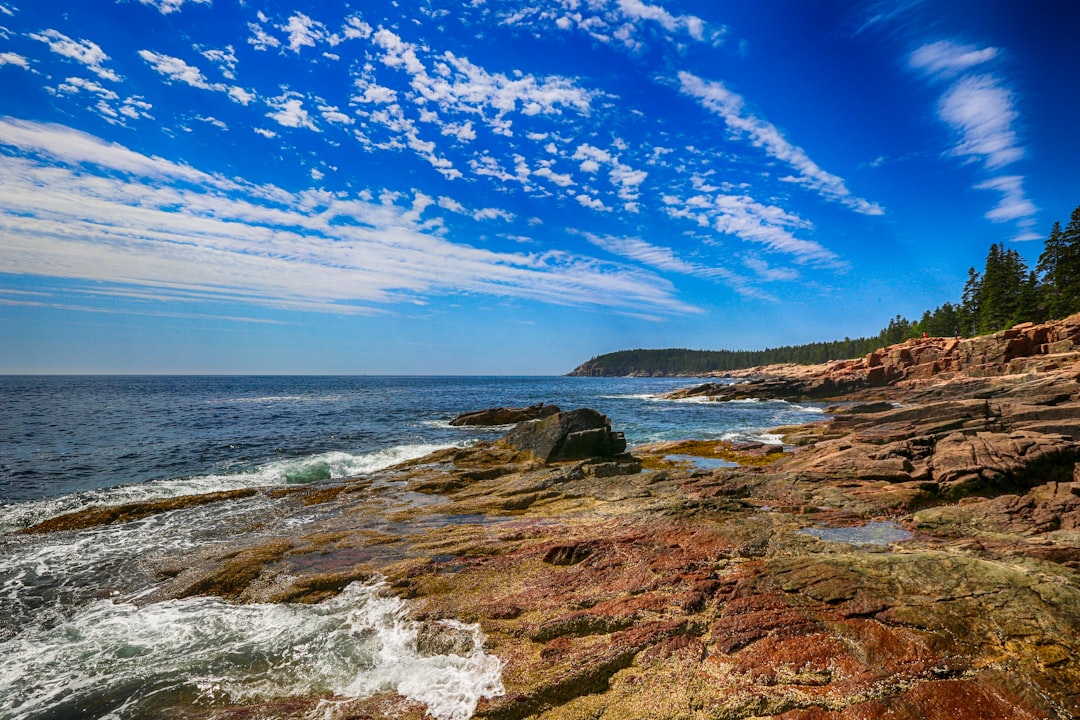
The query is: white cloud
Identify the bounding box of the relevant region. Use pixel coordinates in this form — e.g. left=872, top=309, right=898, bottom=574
left=227, top=86, right=256, bottom=105
left=909, top=40, right=997, bottom=79
left=616, top=0, right=705, bottom=41
left=569, top=143, right=647, bottom=201
left=661, top=191, right=841, bottom=267
left=533, top=164, right=574, bottom=187
left=0, top=118, right=698, bottom=317
left=473, top=207, right=515, bottom=221
left=139, top=49, right=215, bottom=89
left=678, top=71, right=883, bottom=216
left=437, top=196, right=466, bottom=213
left=503, top=1, right=721, bottom=51
left=197, top=115, right=227, bottom=131
left=585, top=233, right=771, bottom=300
left=575, top=194, right=610, bottom=211
left=253, top=127, right=277, bottom=139
left=908, top=40, right=1030, bottom=237
left=318, top=104, right=353, bottom=125
left=371, top=29, right=594, bottom=137
left=139, top=49, right=255, bottom=105
left=247, top=21, right=281, bottom=51
left=57, top=76, right=117, bottom=99
left=440, top=120, right=476, bottom=142
left=743, top=255, right=800, bottom=282
left=281, top=13, right=327, bottom=53
left=343, top=15, right=373, bottom=40
left=936, top=73, right=1022, bottom=170
left=29, top=29, right=120, bottom=81
left=975, top=175, right=1037, bottom=223
left=135, top=0, right=211, bottom=14
left=0, top=51, right=29, bottom=69
left=53, top=76, right=152, bottom=125
left=353, top=80, right=398, bottom=105
left=199, top=45, right=238, bottom=80
left=266, top=94, right=319, bottom=131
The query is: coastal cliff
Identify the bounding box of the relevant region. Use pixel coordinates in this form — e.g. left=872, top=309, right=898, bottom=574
left=26, top=316, right=1080, bottom=719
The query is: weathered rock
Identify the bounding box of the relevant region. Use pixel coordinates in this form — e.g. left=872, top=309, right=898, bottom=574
left=501, top=408, right=627, bottom=462
left=449, top=402, right=560, bottom=426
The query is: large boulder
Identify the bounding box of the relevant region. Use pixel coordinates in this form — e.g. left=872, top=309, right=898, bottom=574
left=501, top=408, right=627, bottom=462
left=449, top=402, right=560, bottom=426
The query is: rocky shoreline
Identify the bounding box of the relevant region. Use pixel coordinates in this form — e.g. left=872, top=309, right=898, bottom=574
left=26, top=316, right=1080, bottom=719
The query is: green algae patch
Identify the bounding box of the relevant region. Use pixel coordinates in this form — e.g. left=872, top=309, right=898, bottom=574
left=637, top=439, right=786, bottom=468
left=20, top=488, right=261, bottom=534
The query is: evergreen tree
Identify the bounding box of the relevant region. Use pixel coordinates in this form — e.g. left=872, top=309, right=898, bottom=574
left=1013, top=271, right=1043, bottom=325
left=1059, top=206, right=1080, bottom=316
left=959, top=267, right=980, bottom=336
left=974, top=243, right=1028, bottom=334
left=1037, top=221, right=1066, bottom=317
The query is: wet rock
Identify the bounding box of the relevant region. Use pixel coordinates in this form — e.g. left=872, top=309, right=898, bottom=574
left=501, top=408, right=627, bottom=462
left=449, top=403, right=560, bottom=427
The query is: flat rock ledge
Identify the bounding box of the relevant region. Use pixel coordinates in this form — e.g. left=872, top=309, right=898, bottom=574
left=23, top=327, right=1080, bottom=720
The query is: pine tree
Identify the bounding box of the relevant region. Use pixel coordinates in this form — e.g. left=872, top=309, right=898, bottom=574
left=959, top=267, right=981, bottom=336
left=1037, top=221, right=1066, bottom=317
left=975, top=243, right=1028, bottom=333
left=1059, top=206, right=1080, bottom=316
left=1013, top=271, right=1043, bottom=325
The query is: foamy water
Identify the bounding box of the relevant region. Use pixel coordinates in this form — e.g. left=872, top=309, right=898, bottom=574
left=0, top=443, right=452, bottom=534
left=0, top=580, right=503, bottom=720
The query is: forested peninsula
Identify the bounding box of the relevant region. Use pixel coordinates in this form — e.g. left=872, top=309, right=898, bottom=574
left=571, top=203, right=1080, bottom=377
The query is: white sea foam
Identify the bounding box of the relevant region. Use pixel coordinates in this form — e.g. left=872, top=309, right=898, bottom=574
left=0, top=580, right=503, bottom=720
left=719, top=431, right=787, bottom=446
left=0, top=443, right=453, bottom=534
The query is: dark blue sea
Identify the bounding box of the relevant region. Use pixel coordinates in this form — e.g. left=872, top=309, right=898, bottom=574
left=0, top=375, right=825, bottom=719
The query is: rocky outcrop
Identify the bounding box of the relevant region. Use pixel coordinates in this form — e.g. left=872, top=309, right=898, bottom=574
left=501, top=408, right=627, bottom=462
left=668, top=313, right=1080, bottom=402
left=450, top=403, right=561, bottom=426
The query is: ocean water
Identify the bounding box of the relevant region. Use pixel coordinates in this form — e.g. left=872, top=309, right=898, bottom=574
left=0, top=375, right=825, bottom=720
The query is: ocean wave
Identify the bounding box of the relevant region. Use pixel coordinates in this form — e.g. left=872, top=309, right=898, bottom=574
left=212, top=393, right=351, bottom=404
left=0, top=579, right=503, bottom=720
left=0, top=443, right=452, bottom=534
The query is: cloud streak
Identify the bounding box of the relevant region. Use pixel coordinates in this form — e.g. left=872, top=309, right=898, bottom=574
left=909, top=39, right=1035, bottom=236
left=29, top=29, right=120, bottom=81
left=678, top=71, right=883, bottom=216
left=0, top=118, right=698, bottom=318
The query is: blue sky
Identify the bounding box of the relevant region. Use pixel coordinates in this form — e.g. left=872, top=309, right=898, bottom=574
left=1, top=0, right=1077, bottom=374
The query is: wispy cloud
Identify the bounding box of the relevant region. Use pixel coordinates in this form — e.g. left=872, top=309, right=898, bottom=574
left=29, top=29, right=119, bottom=81
left=936, top=74, right=1022, bottom=170
left=139, top=49, right=256, bottom=106
left=615, top=0, right=705, bottom=41
left=502, top=0, right=723, bottom=52
left=909, top=39, right=1035, bottom=235
left=584, top=232, right=773, bottom=300
left=135, top=0, right=211, bottom=14
left=909, top=40, right=998, bottom=78
left=677, top=71, right=883, bottom=216
left=0, top=51, right=30, bottom=69
left=976, top=175, right=1038, bottom=229
left=0, top=118, right=698, bottom=318
left=661, top=191, right=842, bottom=268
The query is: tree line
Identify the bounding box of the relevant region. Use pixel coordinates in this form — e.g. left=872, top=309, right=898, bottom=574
left=881, top=202, right=1080, bottom=342
left=572, top=203, right=1080, bottom=376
